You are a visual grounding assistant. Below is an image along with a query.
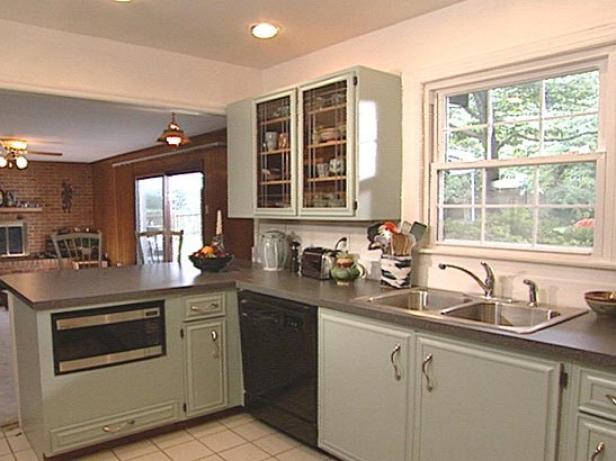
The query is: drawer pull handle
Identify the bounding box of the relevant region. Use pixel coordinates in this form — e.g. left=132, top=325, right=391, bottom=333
left=422, top=353, right=434, bottom=392
left=591, top=441, right=605, bottom=460
left=390, top=344, right=402, bottom=381
left=102, top=419, right=135, bottom=433
left=606, top=394, right=616, bottom=406
left=191, top=302, right=219, bottom=312
left=211, top=330, right=220, bottom=358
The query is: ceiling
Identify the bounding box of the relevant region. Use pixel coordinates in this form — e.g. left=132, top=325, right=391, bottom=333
left=0, top=0, right=466, bottom=68
left=0, top=89, right=226, bottom=163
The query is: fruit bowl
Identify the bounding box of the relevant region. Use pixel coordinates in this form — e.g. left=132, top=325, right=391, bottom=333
left=189, top=254, right=233, bottom=272
left=585, top=291, right=616, bottom=316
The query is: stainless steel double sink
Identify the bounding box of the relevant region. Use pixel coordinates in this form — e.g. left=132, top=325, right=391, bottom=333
left=355, top=287, right=588, bottom=334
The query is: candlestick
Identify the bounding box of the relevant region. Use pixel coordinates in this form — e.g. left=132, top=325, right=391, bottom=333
left=215, top=209, right=223, bottom=236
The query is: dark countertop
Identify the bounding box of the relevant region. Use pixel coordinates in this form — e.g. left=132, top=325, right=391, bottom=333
left=2, top=263, right=616, bottom=368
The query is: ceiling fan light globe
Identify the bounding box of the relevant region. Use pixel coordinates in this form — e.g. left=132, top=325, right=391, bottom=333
left=0, top=156, right=8, bottom=168
left=14, top=155, right=28, bottom=170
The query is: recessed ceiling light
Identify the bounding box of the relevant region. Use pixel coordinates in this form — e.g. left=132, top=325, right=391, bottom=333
left=250, top=22, right=280, bottom=40
left=114, top=0, right=132, bottom=3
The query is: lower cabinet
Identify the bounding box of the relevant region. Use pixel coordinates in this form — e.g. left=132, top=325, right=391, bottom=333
left=575, top=415, right=616, bottom=461
left=184, top=319, right=227, bottom=416
left=414, top=334, right=561, bottom=461
left=318, top=309, right=413, bottom=461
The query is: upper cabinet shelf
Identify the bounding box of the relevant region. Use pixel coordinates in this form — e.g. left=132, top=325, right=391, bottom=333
left=227, top=66, right=402, bottom=221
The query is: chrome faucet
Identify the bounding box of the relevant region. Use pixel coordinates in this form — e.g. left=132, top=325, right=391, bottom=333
left=438, top=262, right=495, bottom=299
left=523, top=279, right=538, bottom=307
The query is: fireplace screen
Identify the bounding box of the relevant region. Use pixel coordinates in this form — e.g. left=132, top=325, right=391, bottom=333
left=0, top=222, right=27, bottom=256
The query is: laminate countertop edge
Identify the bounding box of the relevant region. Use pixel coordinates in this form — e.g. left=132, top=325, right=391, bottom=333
left=2, top=263, right=615, bottom=368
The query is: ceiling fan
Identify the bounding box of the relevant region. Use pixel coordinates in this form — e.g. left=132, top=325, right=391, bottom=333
left=0, top=139, right=63, bottom=170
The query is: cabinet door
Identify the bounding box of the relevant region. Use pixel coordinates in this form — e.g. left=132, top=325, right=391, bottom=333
left=319, top=309, right=412, bottom=461
left=255, top=90, right=297, bottom=216
left=299, top=74, right=355, bottom=217
left=415, top=335, right=560, bottom=461
left=576, top=415, right=616, bottom=461
left=184, top=319, right=227, bottom=417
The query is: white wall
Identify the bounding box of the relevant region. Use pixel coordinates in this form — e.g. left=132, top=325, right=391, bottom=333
left=256, top=0, right=616, bottom=307
left=0, top=19, right=262, bottom=113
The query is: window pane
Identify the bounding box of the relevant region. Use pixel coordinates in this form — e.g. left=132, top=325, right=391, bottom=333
left=544, top=114, right=598, bottom=155
left=441, top=208, right=481, bottom=241
left=440, top=169, right=482, bottom=205
left=136, top=177, right=163, bottom=233
left=545, top=70, right=599, bottom=116
left=492, top=122, right=540, bottom=159
left=492, top=81, right=541, bottom=122
left=485, top=208, right=533, bottom=244
left=168, top=172, right=204, bottom=263
left=538, top=162, right=596, bottom=205
left=485, top=166, right=534, bottom=205
left=447, top=91, right=487, bottom=128
left=538, top=208, right=594, bottom=248
left=447, top=128, right=486, bottom=162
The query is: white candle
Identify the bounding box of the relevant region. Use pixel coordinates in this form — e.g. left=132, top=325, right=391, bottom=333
left=216, top=210, right=223, bottom=235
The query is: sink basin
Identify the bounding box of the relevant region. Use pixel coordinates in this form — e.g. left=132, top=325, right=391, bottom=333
left=358, top=287, right=472, bottom=312
left=355, top=287, right=588, bottom=334
left=441, top=301, right=585, bottom=334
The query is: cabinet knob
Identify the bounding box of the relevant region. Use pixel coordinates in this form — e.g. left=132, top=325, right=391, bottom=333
left=422, top=353, right=434, bottom=392
left=606, top=394, right=616, bottom=406
left=591, top=441, right=605, bottom=460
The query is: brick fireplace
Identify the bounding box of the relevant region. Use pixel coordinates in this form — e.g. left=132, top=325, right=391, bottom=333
left=0, top=161, right=94, bottom=274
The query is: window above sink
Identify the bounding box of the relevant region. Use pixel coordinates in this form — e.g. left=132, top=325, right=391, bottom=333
left=424, top=46, right=616, bottom=267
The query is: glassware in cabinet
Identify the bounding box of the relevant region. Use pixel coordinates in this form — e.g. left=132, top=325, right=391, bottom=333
left=255, top=92, right=296, bottom=213
left=300, top=77, right=352, bottom=212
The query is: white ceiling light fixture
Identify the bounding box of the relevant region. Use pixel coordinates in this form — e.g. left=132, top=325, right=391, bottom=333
left=0, top=139, right=63, bottom=170
left=250, top=22, right=280, bottom=40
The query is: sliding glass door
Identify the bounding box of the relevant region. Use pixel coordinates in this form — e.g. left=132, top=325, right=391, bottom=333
left=136, top=172, right=204, bottom=263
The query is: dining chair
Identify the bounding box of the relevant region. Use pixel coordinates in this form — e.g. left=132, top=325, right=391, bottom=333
left=136, top=230, right=184, bottom=264
left=51, top=231, right=103, bottom=269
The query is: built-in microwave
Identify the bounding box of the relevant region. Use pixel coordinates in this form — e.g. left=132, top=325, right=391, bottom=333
left=51, top=300, right=165, bottom=375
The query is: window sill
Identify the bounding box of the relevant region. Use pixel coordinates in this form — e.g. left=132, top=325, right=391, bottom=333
left=417, top=245, right=616, bottom=271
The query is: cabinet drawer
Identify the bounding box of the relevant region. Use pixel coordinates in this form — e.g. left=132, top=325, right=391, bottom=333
left=575, top=414, right=616, bottom=461
left=50, top=401, right=179, bottom=454
left=184, top=293, right=225, bottom=320
left=579, top=368, right=616, bottom=421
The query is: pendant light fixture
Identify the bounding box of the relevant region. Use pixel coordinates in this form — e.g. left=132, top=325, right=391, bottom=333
left=157, top=112, right=190, bottom=147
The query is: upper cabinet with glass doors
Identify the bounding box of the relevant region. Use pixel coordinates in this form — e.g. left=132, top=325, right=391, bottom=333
left=227, top=66, right=402, bottom=220
left=255, top=90, right=297, bottom=216
left=300, top=74, right=354, bottom=216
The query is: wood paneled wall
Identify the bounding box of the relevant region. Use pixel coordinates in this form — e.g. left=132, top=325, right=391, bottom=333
left=92, top=129, right=253, bottom=265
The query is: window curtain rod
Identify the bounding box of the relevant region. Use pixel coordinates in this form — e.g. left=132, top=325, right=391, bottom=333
left=111, top=141, right=226, bottom=168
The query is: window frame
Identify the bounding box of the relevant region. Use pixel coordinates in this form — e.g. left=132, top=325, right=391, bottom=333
left=424, top=47, right=616, bottom=266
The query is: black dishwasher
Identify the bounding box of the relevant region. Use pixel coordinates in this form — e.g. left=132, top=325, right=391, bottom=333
left=238, top=290, right=317, bottom=447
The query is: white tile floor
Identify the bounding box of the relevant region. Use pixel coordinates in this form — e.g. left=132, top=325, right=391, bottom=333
left=0, top=413, right=336, bottom=461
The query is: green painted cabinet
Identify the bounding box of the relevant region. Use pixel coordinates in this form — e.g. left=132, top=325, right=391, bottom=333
left=575, top=415, right=616, bottom=461
left=318, top=309, right=413, bottom=461
left=414, top=334, right=561, bottom=461
left=184, top=319, right=227, bottom=416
